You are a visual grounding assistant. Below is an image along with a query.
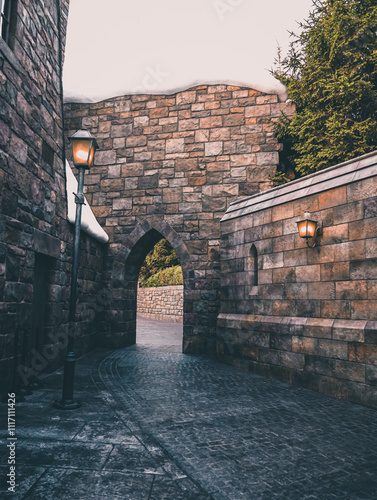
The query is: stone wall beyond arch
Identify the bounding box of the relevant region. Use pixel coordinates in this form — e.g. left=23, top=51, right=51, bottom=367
left=64, top=85, right=294, bottom=353
left=102, top=218, right=197, bottom=350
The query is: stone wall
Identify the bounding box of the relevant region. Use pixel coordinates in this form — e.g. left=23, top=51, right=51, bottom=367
left=218, top=152, right=377, bottom=408
left=137, top=285, right=183, bottom=323
left=0, top=0, right=106, bottom=393
left=64, top=86, right=294, bottom=353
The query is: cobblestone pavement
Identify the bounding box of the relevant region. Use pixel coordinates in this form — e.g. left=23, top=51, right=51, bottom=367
left=1, top=317, right=377, bottom=499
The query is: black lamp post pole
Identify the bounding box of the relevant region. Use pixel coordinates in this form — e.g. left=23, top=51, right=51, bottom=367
left=54, top=166, right=86, bottom=410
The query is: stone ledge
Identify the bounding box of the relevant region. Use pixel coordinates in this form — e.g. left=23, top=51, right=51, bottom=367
left=217, top=313, right=374, bottom=342
left=222, top=151, right=377, bottom=221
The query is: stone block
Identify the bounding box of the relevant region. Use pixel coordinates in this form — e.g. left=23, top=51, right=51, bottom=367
left=335, top=281, right=367, bottom=300
left=270, top=333, right=292, bottom=351
left=149, top=107, right=169, bottom=119
left=263, top=253, right=283, bottom=269
left=333, top=240, right=365, bottom=262
left=364, top=197, right=377, bottom=218
left=126, top=136, right=147, bottom=147
left=296, top=265, right=321, bottom=283
left=199, top=116, right=223, bottom=128
left=245, top=105, right=270, bottom=117
left=113, top=198, right=132, bottom=211
left=10, top=134, right=28, bottom=163
left=111, top=123, right=132, bottom=138
left=199, top=220, right=220, bottom=239
left=333, top=200, right=363, bottom=224
left=175, top=158, right=198, bottom=172
left=285, top=283, right=308, bottom=300
left=350, top=259, right=377, bottom=280
left=351, top=300, right=377, bottom=320
left=321, top=300, right=351, bottom=319
left=205, top=142, right=223, bottom=157
left=305, top=356, right=365, bottom=383
left=262, top=221, right=283, bottom=239
left=304, top=318, right=333, bottom=339
left=273, top=267, right=296, bottom=283
left=318, top=187, right=347, bottom=209
left=331, top=319, right=366, bottom=342
left=308, top=282, right=335, bottom=300
left=348, top=343, right=377, bottom=365
left=273, top=301, right=293, bottom=316
left=365, top=321, right=377, bottom=344
left=179, top=119, right=199, bottom=131
left=94, top=150, right=116, bottom=165
left=321, top=224, right=348, bottom=245
left=349, top=218, right=377, bottom=241
left=166, top=138, right=185, bottom=153
left=284, top=248, right=307, bottom=267
left=230, top=154, right=255, bottom=167
left=366, top=365, right=377, bottom=385
left=347, top=176, right=377, bottom=203
left=255, top=152, right=279, bottom=166
left=366, top=238, right=377, bottom=258
left=306, top=245, right=335, bottom=265
left=292, top=336, right=317, bottom=355
left=177, top=91, right=197, bottom=105
left=223, top=114, right=244, bottom=126
left=321, top=262, right=350, bottom=281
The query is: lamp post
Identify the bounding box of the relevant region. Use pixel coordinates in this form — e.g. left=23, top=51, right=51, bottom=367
left=54, top=130, right=98, bottom=410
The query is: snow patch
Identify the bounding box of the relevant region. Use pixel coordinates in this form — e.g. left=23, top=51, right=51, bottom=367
left=65, top=160, right=109, bottom=244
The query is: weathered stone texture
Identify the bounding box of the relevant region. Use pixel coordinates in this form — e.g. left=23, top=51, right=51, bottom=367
left=218, top=153, right=377, bottom=408
left=0, top=1, right=106, bottom=393
left=137, top=285, right=183, bottom=323
left=64, top=85, right=292, bottom=353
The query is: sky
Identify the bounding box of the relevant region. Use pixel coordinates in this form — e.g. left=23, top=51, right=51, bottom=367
left=63, top=0, right=313, bottom=103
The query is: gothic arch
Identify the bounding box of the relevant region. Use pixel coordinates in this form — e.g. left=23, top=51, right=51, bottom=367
left=104, top=218, right=194, bottom=350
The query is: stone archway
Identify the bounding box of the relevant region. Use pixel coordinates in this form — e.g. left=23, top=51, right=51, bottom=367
left=104, top=218, right=202, bottom=353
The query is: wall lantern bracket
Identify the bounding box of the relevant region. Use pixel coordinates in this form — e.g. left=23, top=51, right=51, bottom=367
left=296, top=211, right=322, bottom=248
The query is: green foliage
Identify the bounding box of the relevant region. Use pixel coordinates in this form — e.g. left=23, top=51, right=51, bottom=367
left=268, top=169, right=291, bottom=187
left=139, top=239, right=180, bottom=285
left=142, top=265, right=183, bottom=287
left=273, top=0, right=377, bottom=177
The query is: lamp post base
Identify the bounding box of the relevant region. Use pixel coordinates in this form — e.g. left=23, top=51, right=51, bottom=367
left=53, top=399, right=82, bottom=410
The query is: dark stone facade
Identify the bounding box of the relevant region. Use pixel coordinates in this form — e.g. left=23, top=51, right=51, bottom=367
left=0, top=0, right=106, bottom=393
left=218, top=153, right=377, bottom=408
left=64, top=87, right=293, bottom=353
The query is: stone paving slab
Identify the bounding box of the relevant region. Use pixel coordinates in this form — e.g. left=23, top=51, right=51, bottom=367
left=1, top=317, right=377, bottom=499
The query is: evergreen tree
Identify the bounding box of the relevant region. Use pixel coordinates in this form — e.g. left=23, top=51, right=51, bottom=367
left=139, top=239, right=180, bottom=284
left=274, top=0, right=377, bottom=178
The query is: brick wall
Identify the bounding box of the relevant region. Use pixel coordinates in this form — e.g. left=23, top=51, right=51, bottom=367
left=0, top=0, right=106, bottom=393
left=137, top=285, right=183, bottom=323
left=64, top=85, right=294, bottom=353
left=218, top=152, right=377, bottom=408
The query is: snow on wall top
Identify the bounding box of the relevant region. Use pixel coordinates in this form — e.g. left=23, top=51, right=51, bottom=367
left=65, top=160, right=109, bottom=244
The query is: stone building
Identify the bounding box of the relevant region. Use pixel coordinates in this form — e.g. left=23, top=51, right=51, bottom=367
left=218, top=152, right=377, bottom=408
left=2, top=2, right=376, bottom=409
left=63, top=88, right=294, bottom=354
left=0, top=0, right=106, bottom=392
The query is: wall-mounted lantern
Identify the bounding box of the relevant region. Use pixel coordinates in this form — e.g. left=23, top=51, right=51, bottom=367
left=296, top=211, right=322, bottom=248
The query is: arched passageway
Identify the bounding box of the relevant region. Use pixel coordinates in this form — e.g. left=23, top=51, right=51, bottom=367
left=105, top=219, right=198, bottom=353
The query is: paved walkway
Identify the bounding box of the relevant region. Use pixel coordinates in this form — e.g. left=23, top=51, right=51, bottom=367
left=1, top=317, right=377, bottom=499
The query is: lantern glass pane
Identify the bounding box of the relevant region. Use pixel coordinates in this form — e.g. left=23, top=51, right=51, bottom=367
left=72, top=139, right=91, bottom=166
left=297, top=220, right=308, bottom=238
left=307, top=221, right=316, bottom=237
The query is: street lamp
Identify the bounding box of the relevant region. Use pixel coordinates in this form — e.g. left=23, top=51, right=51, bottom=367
left=296, top=211, right=322, bottom=248
left=54, top=130, right=98, bottom=410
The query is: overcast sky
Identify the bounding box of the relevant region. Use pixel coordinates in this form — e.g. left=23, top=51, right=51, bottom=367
left=63, top=0, right=313, bottom=103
